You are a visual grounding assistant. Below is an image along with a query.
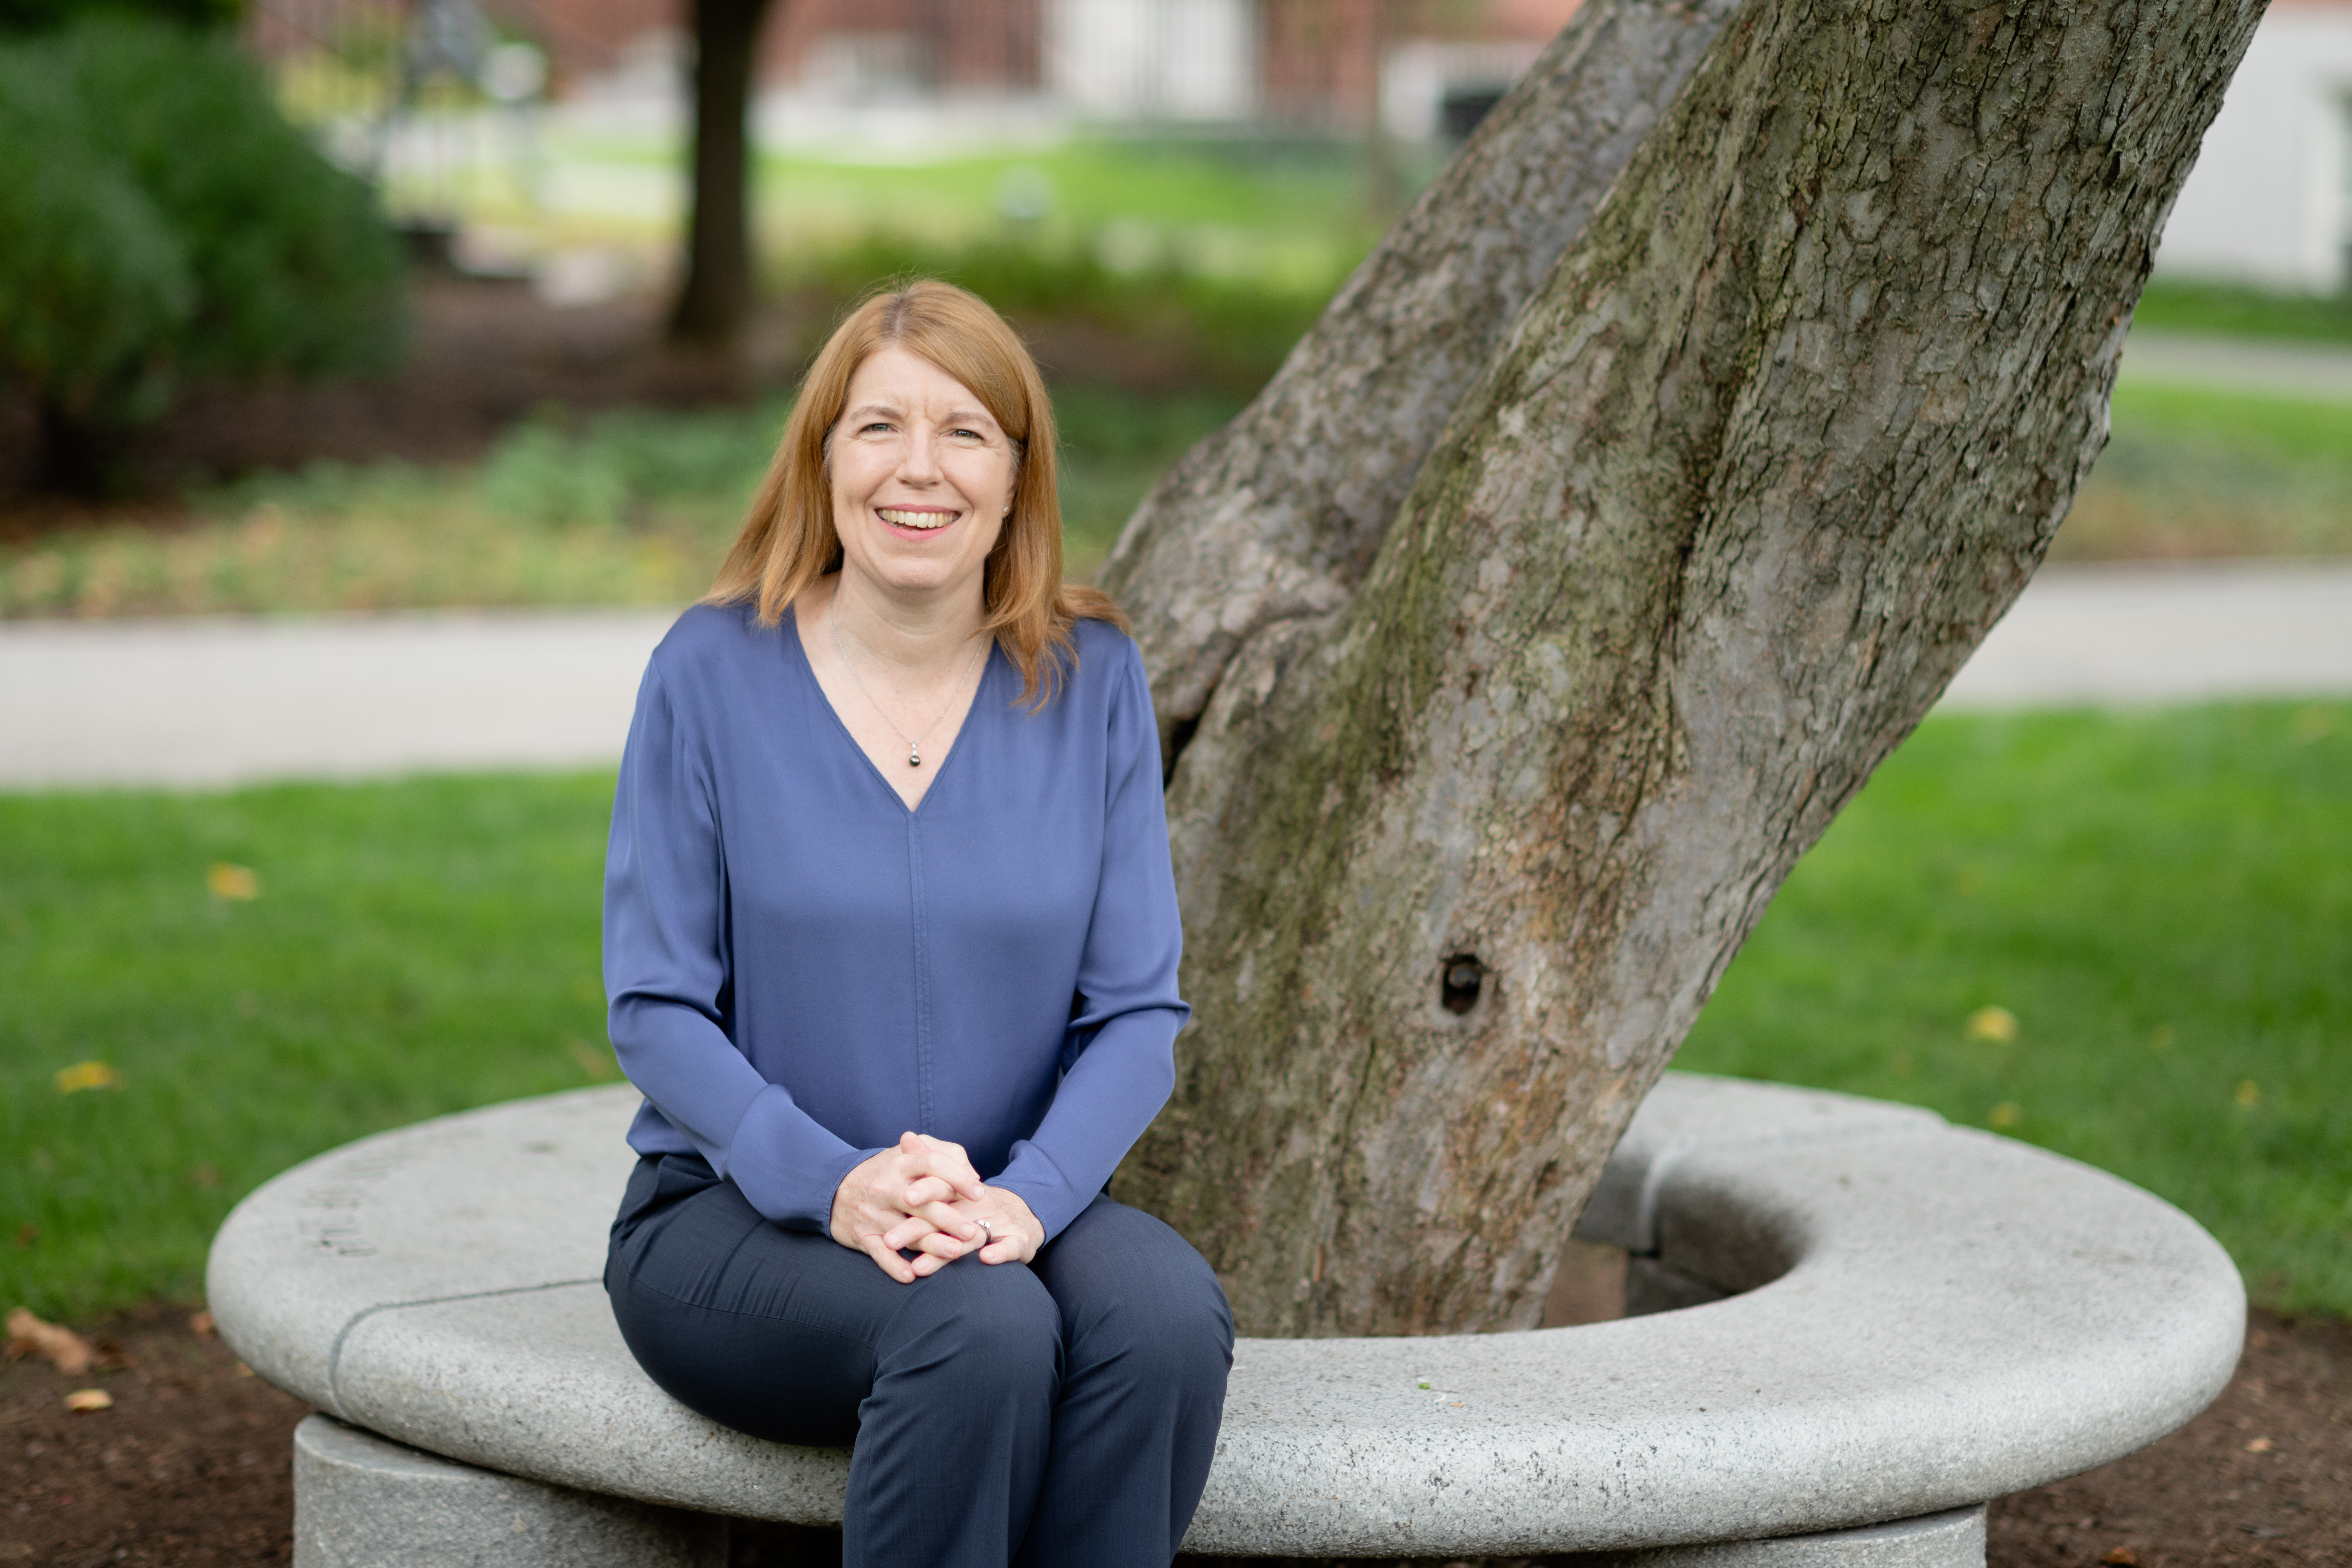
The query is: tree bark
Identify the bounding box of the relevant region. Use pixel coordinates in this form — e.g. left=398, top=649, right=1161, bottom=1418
left=1110, top=0, right=2265, bottom=1338
left=670, top=0, right=773, bottom=346
left=1100, top=0, right=1740, bottom=762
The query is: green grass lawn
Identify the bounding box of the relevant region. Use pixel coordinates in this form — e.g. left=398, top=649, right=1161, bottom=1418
left=1678, top=701, right=2352, bottom=1318
left=757, top=137, right=1399, bottom=289
left=4, top=702, right=2345, bottom=1322
left=0, top=774, right=619, bottom=1316
left=2131, top=279, right=2352, bottom=345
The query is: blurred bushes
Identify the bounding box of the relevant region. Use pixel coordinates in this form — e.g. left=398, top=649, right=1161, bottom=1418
left=0, top=385, right=1246, bottom=617
left=782, top=233, right=1334, bottom=396
left=474, top=403, right=788, bottom=531
left=0, top=15, right=402, bottom=491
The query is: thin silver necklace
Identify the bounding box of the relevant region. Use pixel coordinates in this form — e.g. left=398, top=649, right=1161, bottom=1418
left=829, top=606, right=988, bottom=769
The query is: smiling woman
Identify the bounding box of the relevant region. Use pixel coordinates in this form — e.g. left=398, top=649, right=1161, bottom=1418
left=603, top=280, right=1232, bottom=1568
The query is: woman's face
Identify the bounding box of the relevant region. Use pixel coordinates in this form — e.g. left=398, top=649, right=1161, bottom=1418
left=828, top=345, right=1017, bottom=609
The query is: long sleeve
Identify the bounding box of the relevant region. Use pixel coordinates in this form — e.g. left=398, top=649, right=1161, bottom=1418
left=990, top=641, right=1189, bottom=1240
left=603, top=662, right=877, bottom=1231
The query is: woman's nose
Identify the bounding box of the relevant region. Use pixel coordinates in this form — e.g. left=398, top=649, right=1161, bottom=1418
left=899, top=428, right=943, bottom=482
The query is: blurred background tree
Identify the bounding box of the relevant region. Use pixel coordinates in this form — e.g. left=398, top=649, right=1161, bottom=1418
left=0, top=9, right=403, bottom=492
left=670, top=0, right=774, bottom=346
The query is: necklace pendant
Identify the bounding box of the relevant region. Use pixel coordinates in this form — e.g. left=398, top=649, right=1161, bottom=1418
left=908, top=748, right=922, bottom=768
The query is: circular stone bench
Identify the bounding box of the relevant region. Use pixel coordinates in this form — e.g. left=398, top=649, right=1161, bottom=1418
left=207, top=1073, right=2244, bottom=1567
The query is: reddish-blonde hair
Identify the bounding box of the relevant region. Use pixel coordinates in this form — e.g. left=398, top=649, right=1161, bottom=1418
left=706, top=278, right=1125, bottom=707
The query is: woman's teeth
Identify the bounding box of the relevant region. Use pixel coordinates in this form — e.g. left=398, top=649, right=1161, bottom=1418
left=878, top=508, right=953, bottom=530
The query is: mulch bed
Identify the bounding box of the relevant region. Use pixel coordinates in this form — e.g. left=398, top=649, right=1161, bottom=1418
left=0, top=276, right=750, bottom=534
left=4, top=1304, right=2343, bottom=1567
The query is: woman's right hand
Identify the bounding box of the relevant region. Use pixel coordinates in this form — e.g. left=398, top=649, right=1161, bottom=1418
left=829, top=1132, right=989, bottom=1282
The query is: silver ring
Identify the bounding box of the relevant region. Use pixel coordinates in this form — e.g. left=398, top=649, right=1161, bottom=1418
left=974, top=1220, right=994, bottom=1244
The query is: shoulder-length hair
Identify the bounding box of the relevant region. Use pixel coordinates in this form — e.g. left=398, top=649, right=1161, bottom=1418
left=705, top=278, right=1126, bottom=708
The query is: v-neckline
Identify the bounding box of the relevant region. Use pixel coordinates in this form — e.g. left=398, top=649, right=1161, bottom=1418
left=787, top=609, right=990, bottom=818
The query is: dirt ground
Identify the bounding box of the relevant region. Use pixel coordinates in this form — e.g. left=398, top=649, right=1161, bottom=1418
left=3, top=1302, right=2343, bottom=1568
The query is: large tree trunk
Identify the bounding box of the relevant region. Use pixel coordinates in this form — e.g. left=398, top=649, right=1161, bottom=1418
left=1109, top=0, right=2264, bottom=1338
left=670, top=0, right=773, bottom=346
left=1101, top=0, right=1740, bottom=761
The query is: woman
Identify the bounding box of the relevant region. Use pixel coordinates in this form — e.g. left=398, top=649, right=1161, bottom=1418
left=600, top=279, right=1233, bottom=1568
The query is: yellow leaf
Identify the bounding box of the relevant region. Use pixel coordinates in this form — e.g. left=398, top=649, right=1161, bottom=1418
left=54, top=1060, right=121, bottom=1094
left=1990, top=1102, right=2023, bottom=1129
left=64, top=1388, right=112, bottom=1413
left=6, top=1307, right=93, bottom=1375
left=208, top=862, right=261, bottom=900
left=1965, top=1006, right=2017, bottom=1043
left=2235, top=1080, right=2261, bottom=1109
left=563, top=1036, right=620, bottom=1083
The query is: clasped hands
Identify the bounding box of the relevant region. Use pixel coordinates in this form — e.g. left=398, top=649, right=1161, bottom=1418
left=828, top=1131, right=1044, bottom=1283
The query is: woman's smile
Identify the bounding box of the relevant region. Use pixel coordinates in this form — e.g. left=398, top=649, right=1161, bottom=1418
left=875, top=505, right=960, bottom=534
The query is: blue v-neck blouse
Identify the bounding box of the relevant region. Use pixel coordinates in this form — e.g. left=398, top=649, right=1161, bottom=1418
left=602, top=600, right=1188, bottom=1242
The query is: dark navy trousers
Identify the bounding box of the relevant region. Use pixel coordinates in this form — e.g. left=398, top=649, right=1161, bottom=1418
left=605, top=1153, right=1233, bottom=1568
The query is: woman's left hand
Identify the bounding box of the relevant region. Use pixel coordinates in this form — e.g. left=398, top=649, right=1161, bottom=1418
left=944, top=1186, right=1045, bottom=1265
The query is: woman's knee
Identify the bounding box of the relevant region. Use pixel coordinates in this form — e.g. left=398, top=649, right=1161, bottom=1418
left=875, top=1255, right=1064, bottom=1397
left=1041, top=1202, right=1233, bottom=1383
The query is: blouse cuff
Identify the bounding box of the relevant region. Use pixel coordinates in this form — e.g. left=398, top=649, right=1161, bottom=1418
left=717, top=1083, right=875, bottom=1233
left=991, top=1138, right=1094, bottom=1244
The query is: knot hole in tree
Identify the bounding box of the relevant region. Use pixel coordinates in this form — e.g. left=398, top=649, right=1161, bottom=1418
left=1440, top=954, right=1486, bottom=1015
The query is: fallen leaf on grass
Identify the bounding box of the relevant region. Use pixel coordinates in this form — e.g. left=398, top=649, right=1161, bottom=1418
left=1990, top=1102, right=2023, bottom=1129
left=2235, top=1080, right=2261, bottom=1109
left=2102, top=1549, right=2140, bottom=1566
left=6, top=1308, right=92, bottom=1375
left=54, top=1060, right=120, bottom=1094
left=564, top=1035, right=620, bottom=1082
left=1965, top=1006, right=2018, bottom=1042
left=63, top=1389, right=112, bottom=1413
left=208, top=862, right=260, bottom=900
left=12, top=1224, right=34, bottom=1250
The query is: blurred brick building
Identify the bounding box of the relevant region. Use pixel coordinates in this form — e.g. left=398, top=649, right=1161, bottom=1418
left=503, top=0, right=1582, bottom=127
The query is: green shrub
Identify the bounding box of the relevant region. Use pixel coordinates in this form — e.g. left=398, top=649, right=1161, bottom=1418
left=0, top=15, right=402, bottom=491
left=783, top=232, right=1331, bottom=396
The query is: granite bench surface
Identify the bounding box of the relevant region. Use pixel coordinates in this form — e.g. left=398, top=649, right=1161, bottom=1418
left=207, top=1073, right=2244, bottom=1558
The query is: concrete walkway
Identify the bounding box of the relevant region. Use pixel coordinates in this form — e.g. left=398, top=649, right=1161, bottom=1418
left=2116, top=331, right=2352, bottom=404
left=0, top=608, right=674, bottom=790
left=2, top=563, right=2349, bottom=790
